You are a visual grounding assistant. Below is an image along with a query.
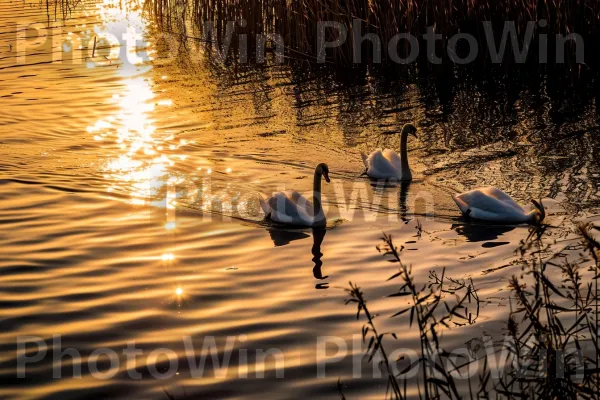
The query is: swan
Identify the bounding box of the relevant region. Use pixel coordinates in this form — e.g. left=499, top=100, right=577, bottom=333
left=260, top=163, right=331, bottom=227
left=361, top=123, right=417, bottom=181
left=452, top=187, right=545, bottom=223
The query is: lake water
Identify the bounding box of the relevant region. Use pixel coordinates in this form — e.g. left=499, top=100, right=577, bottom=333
left=1, top=1, right=599, bottom=399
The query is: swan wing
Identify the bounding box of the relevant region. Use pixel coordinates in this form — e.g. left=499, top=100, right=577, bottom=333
left=453, top=187, right=528, bottom=222
left=454, top=190, right=516, bottom=213
left=267, top=190, right=314, bottom=226
left=366, top=149, right=400, bottom=179
left=479, top=187, right=525, bottom=212
left=464, top=207, right=527, bottom=222
left=382, top=149, right=403, bottom=170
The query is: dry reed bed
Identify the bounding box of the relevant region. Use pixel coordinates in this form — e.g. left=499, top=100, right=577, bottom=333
left=145, top=0, right=600, bottom=66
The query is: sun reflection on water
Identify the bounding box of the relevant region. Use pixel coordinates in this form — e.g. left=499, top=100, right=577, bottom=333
left=85, top=0, right=261, bottom=241
left=86, top=1, right=177, bottom=206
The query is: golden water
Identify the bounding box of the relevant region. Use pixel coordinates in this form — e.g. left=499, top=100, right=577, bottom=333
left=1, top=1, right=598, bottom=399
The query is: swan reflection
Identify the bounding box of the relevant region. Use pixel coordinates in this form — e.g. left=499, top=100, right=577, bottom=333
left=267, top=228, right=310, bottom=247
left=311, top=228, right=328, bottom=289
left=265, top=226, right=329, bottom=289
left=397, top=181, right=411, bottom=222
left=452, top=223, right=515, bottom=243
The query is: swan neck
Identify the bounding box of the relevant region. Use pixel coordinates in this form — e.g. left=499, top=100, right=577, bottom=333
left=313, top=169, right=323, bottom=222
left=400, top=133, right=410, bottom=172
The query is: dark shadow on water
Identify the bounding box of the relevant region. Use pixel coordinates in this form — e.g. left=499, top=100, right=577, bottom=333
left=481, top=241, right=511, bottom=248
left=267, top=228, right=310, bottom=247
left=397, top=181, right=411, bottom=221
left=266, top=226, right=329, bottom=289
left=369, top=178, right=414, bottom=190
left=452, top=223, right=516, bottom=243
left=311, top=228, right=328, bottom=289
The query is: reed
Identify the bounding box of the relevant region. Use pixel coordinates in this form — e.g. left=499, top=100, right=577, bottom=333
left=344, top=221, right=600, bottom=399
left=144, top=0, right=599, bottom=69
left=43, top=0, right=84, bottom=20
left=347, top=231, right=481, bottom=399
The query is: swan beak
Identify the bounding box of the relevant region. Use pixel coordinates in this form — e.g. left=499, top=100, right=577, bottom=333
left=531, top=199, right=546, bottom=222
left=410, top=131, right=418, bottom=139
left=324, top=172, right=331, bottom=183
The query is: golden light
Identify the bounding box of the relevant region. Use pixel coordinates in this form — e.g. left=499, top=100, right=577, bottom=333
left=164, top=222, right=176, bottom=230
left=85, top=0, right=181, bottom=211
left=161, top=253, right=175, bottom=261
left=175, top=287, right=183, bottom=296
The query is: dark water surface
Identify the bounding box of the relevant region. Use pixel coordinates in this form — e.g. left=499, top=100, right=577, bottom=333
left=0, top=1, right=599, bottom=399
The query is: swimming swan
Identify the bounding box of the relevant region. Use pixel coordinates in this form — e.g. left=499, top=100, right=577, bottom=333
left=453, top=187, right=545, bottom=223
left=361, top=123, right=417, bottom=181
left=260, top=163, right=331, bottom=227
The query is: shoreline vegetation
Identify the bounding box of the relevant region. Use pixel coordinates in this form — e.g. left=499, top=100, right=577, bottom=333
left=343, top=221, right=600, bottom=399
left=142, top=0, right=597, bottom=71
left=42, top=0, right=85, bottom=20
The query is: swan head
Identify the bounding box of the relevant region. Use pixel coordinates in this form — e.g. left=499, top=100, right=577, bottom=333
left=316, top=163, right=331, bottom=183
left=401, top=123, right=418, bottom=139
left=530, top=199, right=546, bottom=224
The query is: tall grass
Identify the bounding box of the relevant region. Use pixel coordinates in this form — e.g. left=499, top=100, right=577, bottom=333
left=43, top=0, right=84, bottom=20
left=344, top=222, right=600, bottom=399
left=144, top=0, right=599, bottom=69
left=346, top=232, right=480, bottom=399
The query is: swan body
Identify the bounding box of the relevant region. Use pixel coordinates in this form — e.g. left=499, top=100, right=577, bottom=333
left=260, top=163, right=330, bottom=227
left=261, top=190, right=316, bottom=226
left=362, top=123, right=417, bottom=181
left=452, top=187, right=544, bottom=223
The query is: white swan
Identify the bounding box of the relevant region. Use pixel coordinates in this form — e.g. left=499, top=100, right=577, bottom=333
left=361, top=123, right=417, bottom=181
left=260, top=163, right=330, bottom=227
left=452, top=187, right=545, bottom=223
